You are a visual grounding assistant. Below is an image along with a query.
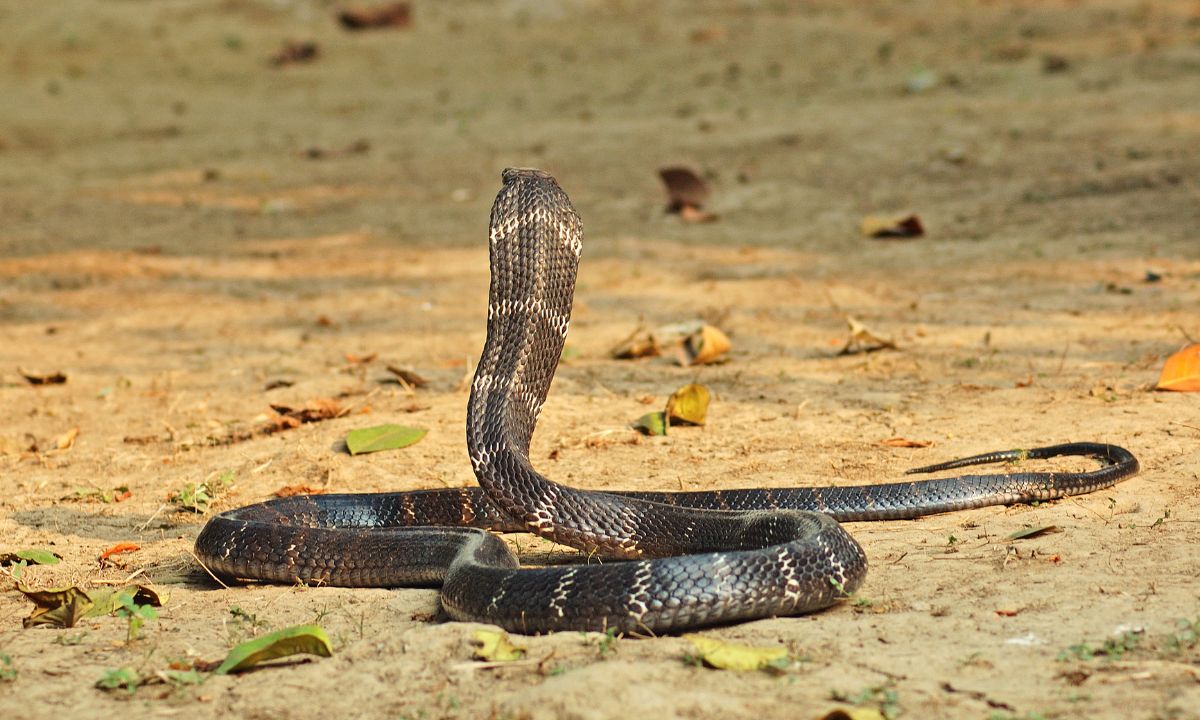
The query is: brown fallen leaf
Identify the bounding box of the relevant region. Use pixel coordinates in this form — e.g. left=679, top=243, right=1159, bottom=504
left=338, top=2, right=412, bottom=30
left=610, top=325, right=662, bottom=360
left=690, top=25, right=727, bottom=44
left=262, top=398, right=346, bottom=434
left=386, top=365, right=429, bottom=388
left=1155, top=343, right=1200, bottom=392
left=861, top=213, right=925, bottom=239
left=658, top=167, right=713, bottom=216
left=270, top=40, right=319, bottom=67
left=882, top=437, right=932, bottom=448
left=679, top=204, right=719, bottom=224
left=344, top=352, right=378, bottom=365
left=19, top=368, right=67, bottom=385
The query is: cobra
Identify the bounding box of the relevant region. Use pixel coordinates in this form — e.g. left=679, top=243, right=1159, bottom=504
left=194, top=168, right=1138, bottom=634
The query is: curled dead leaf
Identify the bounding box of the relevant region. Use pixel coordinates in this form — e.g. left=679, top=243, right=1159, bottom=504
left=838, top=317, right=897, bottom=355
left=338, top=2, right=412, bottom=30
left=666, top=384, right=710, bottom=427
left=860, top=214, right=924, bottom=239
left=273, top=484, right=328, bottom=498
left=658, top=167, right=711, bottom=214
left=1156, top=344, right=1200, bottom=392
left=680, top=324, right=731, bottom=365
left=19, top=368, right=67, bottom=385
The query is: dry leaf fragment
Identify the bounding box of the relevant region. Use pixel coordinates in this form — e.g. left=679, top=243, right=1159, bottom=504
left=1006, top=525, right=1061, bottom=541
left=680, top=325, right=731, bottom=365
left=679, top=204, right=719, bottom=224
left=385, top=365, right=428, bottom=388
left=472, top=629, right=526, bottom=662
left=860, top=214, right=925, bottom=239
left=838, top=317, right=897, bottom=355
left=882, top=437, right=932, bottom=448
left=55, top=427, right=80, bottom=450
left=1155, top=344, right=1200, bottom=392
left=19, top=368, right=67, bottom=385
left=344, top=352, right=378, bottom=365
left=99, top=543, right=140, bottom=568
left=304, top=139, right=370, bottom=160
left=610, top=326, right=662, bottom=360
left=659, top=167, right=711, bottom=214
left=270, top=40, right=319, bottom=67
left=338, top=2, right=412, bottom=30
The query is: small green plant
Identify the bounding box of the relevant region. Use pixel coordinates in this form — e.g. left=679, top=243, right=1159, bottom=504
left=831, top=683, right=901, bottom=720
left=161, top=668, right=206, bottom=690
left=53, top=631, right=89, bottom=646
left=829, top=577, right=873, bottom=610
left=170, top=470, right=234, bottom=512
left=116, top=595, right=158, bottom=643
left=226, top=606, right=269, bottom=645
left=597, top=627, right=621, bottom=655
left=0, top=653, right=16, bottom=682
left=96, top=667, right=139, bottom=695
left=1058, top=630, right=1141, bottom=662
left=1166, top=617, right=1199, bottom=654
left=947, top=534, right=961, bottom=546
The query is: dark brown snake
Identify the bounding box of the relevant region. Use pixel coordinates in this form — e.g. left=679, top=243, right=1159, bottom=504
left=195, top=168, right=1139, bottom=634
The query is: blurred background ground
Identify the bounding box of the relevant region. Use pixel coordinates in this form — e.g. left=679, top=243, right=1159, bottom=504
left=0, top=2, right=1198, bottom=719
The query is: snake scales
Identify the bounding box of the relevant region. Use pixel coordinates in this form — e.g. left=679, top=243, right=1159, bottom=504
left=195, top=168, right=1139, bottom=634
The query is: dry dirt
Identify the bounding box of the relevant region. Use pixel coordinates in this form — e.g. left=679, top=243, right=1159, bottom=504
left=2, top=1, right=1199, bottom=719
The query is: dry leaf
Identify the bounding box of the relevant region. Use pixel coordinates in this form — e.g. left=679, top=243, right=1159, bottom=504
left=684, top=634, right=789, bottom=672
left=666, top=384, right=710, bottom=427
left=99, top=543, right=140, bottom=562
left=19, top=368, right=67, bottom=385
left=816, top=708, right=887, bottom=720
left=55, top=427, right=80, bottom=450
left=658, top=167, right=711, bottom=213
left=344, top=352, right=378, bottom=365
left=386, top=365, right=429, bottom=387
left=680, top=325, right=731, bottom=365
left=860, top=214, right=925, bottom=239
left=1155, top=344, right=1200, bottom=392
left=472, top=629, right=526, bottom=662
left=679, top=204, right=719, bottom=224
left=270, top=40, right=319, bottom=67
left=882, top=437, right=931, bottom=448
left=838, top=317, right=897, bottom=355
left=338, top=2, right=412, bottom=30
left=610, top=326, right=662, bottom=360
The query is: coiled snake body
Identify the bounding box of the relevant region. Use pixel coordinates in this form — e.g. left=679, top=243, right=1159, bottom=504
left=195, top=168, right=1138, bottom=634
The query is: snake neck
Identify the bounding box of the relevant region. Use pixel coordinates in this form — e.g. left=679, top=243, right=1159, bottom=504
left=466, top=168, right=583, bottom=530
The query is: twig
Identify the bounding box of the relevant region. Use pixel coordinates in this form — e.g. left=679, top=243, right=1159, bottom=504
left=189, top=549, right=230, bottom=589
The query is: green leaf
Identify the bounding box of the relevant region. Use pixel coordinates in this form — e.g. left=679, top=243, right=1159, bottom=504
left=665, top=384, right=710, bottom=427
left=632, top=411, right=668, bottom=436
left=683, top=634, right=789, bottom=672
left=472, top=629, right=526, bottom=662
left=0, top=549, right=62, bottom=566
left=215, top=624, right=333, bottom=674
left=345, top=424, right=427, bottom=455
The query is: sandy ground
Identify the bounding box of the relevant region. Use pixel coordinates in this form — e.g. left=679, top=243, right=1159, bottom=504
left=2, top=1, right=1199, bottom=719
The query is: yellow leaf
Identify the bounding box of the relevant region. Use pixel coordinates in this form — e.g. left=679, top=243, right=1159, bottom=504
left=666, top=384, right=711, bottom=427
left=472, top=629, right=526, bottom=662
left=815, top=708, right=888, bottom=720
left=1156, top=343, right=1200, bottom=392
left=684, top=634, right=788, bottom=672
left=55, top=427, right=80, bottom=450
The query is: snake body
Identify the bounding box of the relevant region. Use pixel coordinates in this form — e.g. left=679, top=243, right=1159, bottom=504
left=195, top=168, right=1138, bottom=634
